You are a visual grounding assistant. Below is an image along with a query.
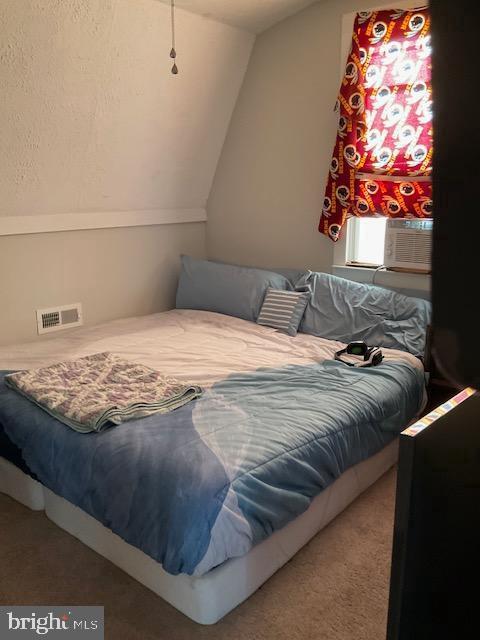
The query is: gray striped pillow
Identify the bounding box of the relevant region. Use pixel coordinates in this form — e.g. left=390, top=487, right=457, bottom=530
left=257, top=288, right=310, bottom=336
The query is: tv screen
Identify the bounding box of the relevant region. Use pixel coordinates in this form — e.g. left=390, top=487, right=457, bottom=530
left=387, top=389, right=480, bottom=639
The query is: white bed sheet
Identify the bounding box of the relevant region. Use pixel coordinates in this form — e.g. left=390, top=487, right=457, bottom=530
left=0, top=309, right=424, bottom=383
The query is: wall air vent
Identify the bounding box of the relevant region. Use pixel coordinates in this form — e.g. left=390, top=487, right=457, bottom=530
left=36, top=303, right=83, bottom=335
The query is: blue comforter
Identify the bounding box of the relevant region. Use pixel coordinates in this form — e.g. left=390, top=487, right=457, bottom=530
left=0, top=360, right=424, bottom=576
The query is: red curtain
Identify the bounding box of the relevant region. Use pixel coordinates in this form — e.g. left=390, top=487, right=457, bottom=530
left=319, top=7, right=433, bottom=241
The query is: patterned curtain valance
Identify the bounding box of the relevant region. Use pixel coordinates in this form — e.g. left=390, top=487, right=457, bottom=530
left=319, top=6, right=433, bottom=242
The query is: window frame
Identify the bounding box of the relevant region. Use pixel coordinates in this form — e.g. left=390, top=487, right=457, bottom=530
left=331, top=1, right=431, bottom=296
left=334, top=0, right=432, bottom=275
left=345, top=217, right=387, bottom=268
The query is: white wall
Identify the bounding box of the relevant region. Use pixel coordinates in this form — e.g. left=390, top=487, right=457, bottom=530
left=0, top=0, right=253, bottom=219
left=206, top=0, right=421, bottom=273
left=0, top=0, right=253, bottom=344
left=0, top=223, right=205, bottom=347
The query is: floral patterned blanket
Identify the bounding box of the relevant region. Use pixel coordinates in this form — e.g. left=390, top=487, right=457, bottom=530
left=4, top=352, right=202, bottom=433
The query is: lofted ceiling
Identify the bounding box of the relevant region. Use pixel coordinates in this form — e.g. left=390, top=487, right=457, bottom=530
left=157, top=0, right=317, bottom=34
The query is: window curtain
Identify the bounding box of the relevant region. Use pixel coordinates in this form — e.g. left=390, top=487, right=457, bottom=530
left=319, top=6, right=433, bottom=242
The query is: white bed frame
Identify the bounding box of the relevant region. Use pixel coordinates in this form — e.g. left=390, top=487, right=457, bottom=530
left=0, top=439, right=398, bottom=624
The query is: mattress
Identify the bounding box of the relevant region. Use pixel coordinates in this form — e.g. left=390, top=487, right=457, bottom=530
left=0, top=421, right=35, bottom=477
left=0, top=440, right=398, bottom=623
left=0, top=310, right=425, bottom=579
left=0, top=456, right=44, bottom=510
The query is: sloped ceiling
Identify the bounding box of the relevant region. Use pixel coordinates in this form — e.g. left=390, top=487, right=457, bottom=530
left=0, top=0, right=255, bottom=220
left=157, top=0, right=317, bottom=34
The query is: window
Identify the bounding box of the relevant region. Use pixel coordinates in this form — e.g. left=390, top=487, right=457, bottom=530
left=346, top=217, right=387, bottom=266
left=320, top=6, right=433, bottom=242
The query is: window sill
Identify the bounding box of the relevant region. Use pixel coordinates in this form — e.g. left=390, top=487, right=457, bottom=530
left=332, top=264, right=430, bottom=298
left=345, top=261, right=381, bottom=269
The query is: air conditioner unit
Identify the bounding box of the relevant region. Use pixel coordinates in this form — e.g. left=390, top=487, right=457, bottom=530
left=384, top=218, right=433, bottom=273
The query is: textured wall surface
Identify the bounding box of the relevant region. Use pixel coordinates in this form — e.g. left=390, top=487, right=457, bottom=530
left=206, top=0, right=409, bottom=273
left=0, top=0, right=253, bottom=344
left=0, top=0, right=253, bottom=217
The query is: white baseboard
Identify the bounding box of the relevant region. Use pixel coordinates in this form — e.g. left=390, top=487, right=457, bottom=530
left=0, top=208, right=207, bottom=237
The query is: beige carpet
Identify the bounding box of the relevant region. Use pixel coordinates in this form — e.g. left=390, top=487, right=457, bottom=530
left=0, top=468, right=396, bottom=640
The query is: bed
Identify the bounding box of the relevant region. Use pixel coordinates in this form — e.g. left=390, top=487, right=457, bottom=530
left=0, top=263, right=429, bottom=624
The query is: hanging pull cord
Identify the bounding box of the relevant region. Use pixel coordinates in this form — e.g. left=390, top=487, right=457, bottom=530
left=170, top=0, right=178, bottom=74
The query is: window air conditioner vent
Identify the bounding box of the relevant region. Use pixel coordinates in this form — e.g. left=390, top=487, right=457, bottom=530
left=384, top=218, right=432, bottom=272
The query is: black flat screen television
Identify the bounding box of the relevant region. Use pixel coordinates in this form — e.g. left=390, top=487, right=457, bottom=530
left=386, top=389, right=480, bottom=639
left=431, top=0, right=480, bottom=389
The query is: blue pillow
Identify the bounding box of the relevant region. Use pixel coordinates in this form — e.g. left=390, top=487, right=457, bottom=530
left=209, top=261, right=305, bottom=289
left=270, top=267, right=307, bottom=288
left=299, top=272, right=431, bottom=356
left=176, top=256, right=291, bottom=322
